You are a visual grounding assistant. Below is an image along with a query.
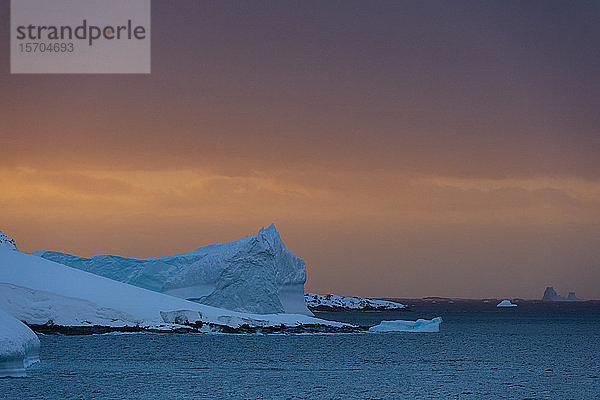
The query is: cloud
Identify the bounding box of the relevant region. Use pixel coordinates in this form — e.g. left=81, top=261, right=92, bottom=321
left=1, top=167, right=599, bottom=300
left=1, top=167, right=598, bottom=225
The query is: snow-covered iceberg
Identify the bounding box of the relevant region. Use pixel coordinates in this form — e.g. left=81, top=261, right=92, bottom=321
left=0, top=232, right=345, bottom=332
left=305, top=293, right=406, bottom=311
left=496, top=300, right=517, bottom=307
left=33, top=224, right=310, bottom=315
left=0, top=308, right=40, bottom=377
left=542, top=287, right=585, bottom=302
left=369, top=317, right=442, bottom=333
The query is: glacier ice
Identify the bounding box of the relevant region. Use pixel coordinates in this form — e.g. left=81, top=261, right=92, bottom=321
left=33, top=224, right=311, bottom=315
left=369, top=317, right=442, bottom=333
left=0, top=307, right=40, bottom=377
left=305, top=293, right=406, bottom=310
left=496, top=300, right=517, bottom=307
left=0, top=237, right=342, bottom=330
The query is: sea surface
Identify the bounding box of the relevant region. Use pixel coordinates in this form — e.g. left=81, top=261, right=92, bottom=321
left=2, top=302, right=599, bottom=399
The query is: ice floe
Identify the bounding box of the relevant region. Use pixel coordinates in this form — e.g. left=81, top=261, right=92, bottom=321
left=368, top=317, right=442, bottom=333
left=496, top=300, right=517, bottom=308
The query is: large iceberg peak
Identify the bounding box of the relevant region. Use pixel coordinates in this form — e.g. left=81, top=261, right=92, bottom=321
left=0, top=231, right=18, bottom=251
left=34, top=224, right=312, bottom=315
left=258, top=223, right=279, bottom=241
left=256, top=224, right=306, bottom=285
left=197, top=224, right=307, bottom=314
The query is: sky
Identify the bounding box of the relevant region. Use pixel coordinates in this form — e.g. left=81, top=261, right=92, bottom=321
left=1, top=1, right=599, bottom=299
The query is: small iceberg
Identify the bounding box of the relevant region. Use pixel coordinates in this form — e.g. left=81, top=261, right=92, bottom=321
left=496, top=300, right=517, bottom=308
left=369, top=317, right=442, bottom=333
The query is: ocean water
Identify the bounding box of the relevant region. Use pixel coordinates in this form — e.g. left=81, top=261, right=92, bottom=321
left=2, top=302, right=599, bottom=399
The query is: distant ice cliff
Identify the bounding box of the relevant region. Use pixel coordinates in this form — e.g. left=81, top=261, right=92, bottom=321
left=542, top=287, right=585, bottom=302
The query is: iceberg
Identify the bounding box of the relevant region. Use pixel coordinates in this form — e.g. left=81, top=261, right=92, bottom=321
left=542, top=287, right=564, bottom=301
left=542, top=287, right=585, bottom=302
left=32, top=224, right=311, bottom=315
left=496, top=300, right=517, bottom=307
left=567, top=292, right=584, bottom=301
left=369, top=317, right=442, bottom=333
left=0, top=232, right=345, bottom=331
left=305, top=293, right=406, bottom=311
left=0, top=308, right=40, bottom=377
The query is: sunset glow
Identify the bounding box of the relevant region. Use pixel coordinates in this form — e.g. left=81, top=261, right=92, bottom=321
left=1, top=1, right=599, bottom=299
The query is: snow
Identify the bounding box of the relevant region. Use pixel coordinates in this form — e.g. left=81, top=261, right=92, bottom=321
left=305, top=293, right=405, bottom=310
left=369, top=317, right=442, bottom=333
left=32, top=224, right=312, bottom=315
left=0, top=243, right=345, bottom=330
left=497, top=300, right=517, bottom=307
left=0, top=307, right=40, bottom=377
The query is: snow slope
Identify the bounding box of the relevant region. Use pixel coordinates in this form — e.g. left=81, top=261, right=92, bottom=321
left=33, top=225, right=311, bottom=315
left=0, top=307, right=40, bottom=377
left=0, top=242, right=342, bottom=330
left=305, top=293, right=406, bottom=311
left=369, top=317, right=442, bottom=333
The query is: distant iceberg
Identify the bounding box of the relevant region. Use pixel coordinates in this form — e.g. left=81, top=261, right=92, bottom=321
left=542, top=287, right=585, bottom=302
left=0, top=308, right=40, bottom=377
left=369, top=317, right=442, bottom=333
left=497, top=300, right=517, bottom=308
left=567, top=292, right=584, bottom=301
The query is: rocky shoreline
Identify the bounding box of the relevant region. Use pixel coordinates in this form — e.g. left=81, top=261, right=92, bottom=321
left=305, top=293, right=408, bottom=312
left=27, top=321, right=366, bottom=335
left=307, top=304, right=410, bottom=312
